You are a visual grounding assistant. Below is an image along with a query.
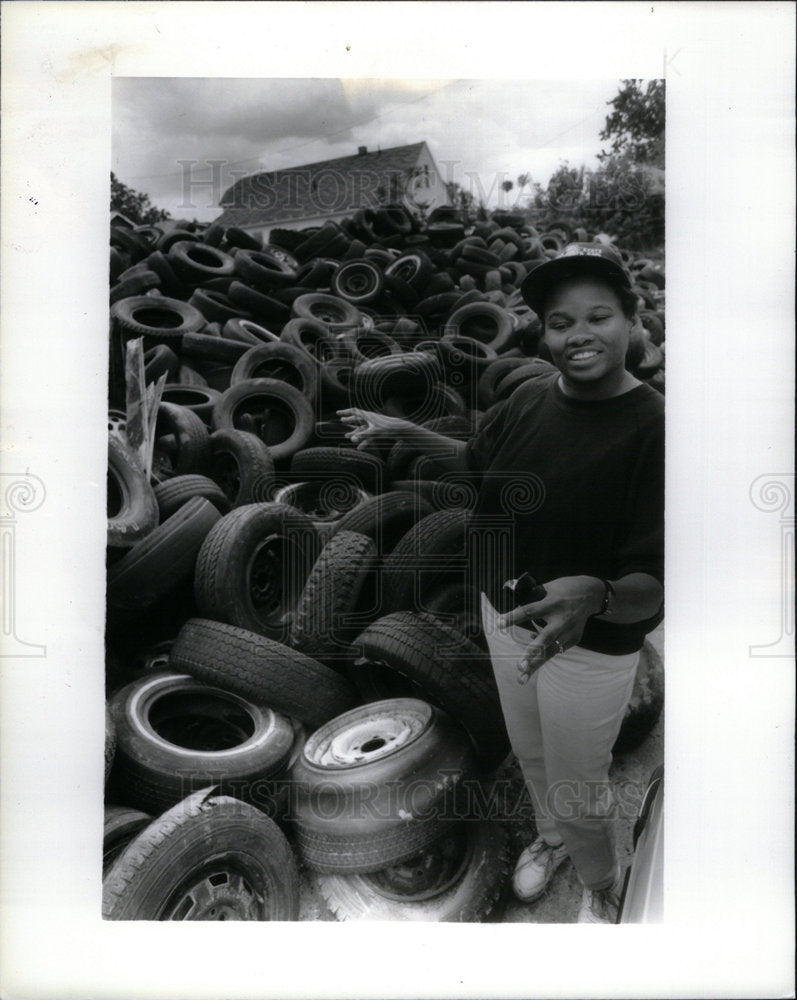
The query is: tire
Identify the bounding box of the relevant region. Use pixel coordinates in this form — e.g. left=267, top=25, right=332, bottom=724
left=279, top=317, right=341, bottom=365
left=350, top=352, right=443, bottom=413
left=111, top=296, right=204, bottom=342
left=159, top=385, right=221, bottom=424
left=316, top=820, right=509, bottom=922
left=294, top=222, right=342, bottom=263
left=434, top=336, right=498, bottom=387
left=289, top=447, right=387, bottom=494
left=208, top=429, right=275, bottom=507
left=349, top=612, right=508, bottom=768
left=339, top=329, right=402, bottom=364
left=423, top=577, right=486, bottom=650
left=385, top=251, right=435, bottom=293
left=211, top=378, right=314, bottom=464
left=291, top=293, right=361, bottom=330
left=189, top=288, right=250, bottom=325
left=102, top=787, right=300, bottom=920
left=224, top=226, right=262, bottom=251
left=633, top=338, right=664, bottom=378
left=233, top=248, right=299, bottom=290
left=103, top=806, right=152, bottom=878
left=107, top=497, right=221, bottom=612
left=230, top=343, right=319, bottom=402
left=180, top=331, right=250, bottom=364
left=477, top=357, right=533, bottom=408
left=613, top=639, right=664, bottom=753
left=388, top=477, right=482, bottom=512
left=223, top=317, right=281, bottom=346
left=144, top=344, right=180, bottom=384
left=193, top=502, right=320, bottom=641
left=318, top=360, right=356, bottom=413
left=168, top=241, right=235, bottom=284
left=330, top=490, right=434, bottom=556
left=109, top=270, right=160, bottom=305
left=153, top=474, right=231, bottom=520
left=151, top=402, right=212, bottom=481
left=290, top=698, right=475, bottom=874
left=382, top=383, right=466, bottom=429
left=105, top=702, right=117, bottom=787
left=107, top=672, right=296, bottom=814
left=380, top=509, right=471, bottom=613
left=444, top=302, right=515, bottom=352
left=107, top=435, right=159, bottom=548
left=226, top=281, right=291, bottom=324
left=374, top=205, right=413, bottom=237
left=176, top=365, right=209, bottom=387
left=492, top=360, right=558, bottom=403
left=170, top=618, right=357, bottom=730
left=289, top=531, right=378, bottom=662
left=146, top=250, right=189, bottom=299
left=271, top=481, right=370, bottom=536
left=330, top=260, right=385, bottom=305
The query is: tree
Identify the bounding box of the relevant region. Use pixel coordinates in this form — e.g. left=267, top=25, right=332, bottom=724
left=111, top=172, right=171, bottom=226
left=532, top=157, right=663, bottom=251
left=598, top=79, right=664, bottom=167
left=444, top=180, right=487, bottom=224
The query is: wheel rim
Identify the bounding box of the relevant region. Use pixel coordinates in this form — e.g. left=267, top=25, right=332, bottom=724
left=108, top=409, right=127, bottom=437
left=212, top=452, right=242, bottom=501
left=246, top=533, right=297, bottom=619
left=163, top=864, right=266, bottom=920
left=304, top=698, right=431, bottom=768
left=362, top=826, right=472, bottom=901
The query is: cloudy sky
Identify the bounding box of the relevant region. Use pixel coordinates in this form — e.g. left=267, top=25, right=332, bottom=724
left=113, top=77, right=625, bottom=222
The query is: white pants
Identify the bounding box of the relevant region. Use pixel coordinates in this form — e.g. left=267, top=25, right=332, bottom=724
left=481, top=593, right=639, bottom=889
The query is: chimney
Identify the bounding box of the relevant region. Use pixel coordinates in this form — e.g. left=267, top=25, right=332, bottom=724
left=358, top=145, right=367, bottom=156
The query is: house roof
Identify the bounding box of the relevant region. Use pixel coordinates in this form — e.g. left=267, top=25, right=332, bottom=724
left=215, top=141, right=428, bottom=229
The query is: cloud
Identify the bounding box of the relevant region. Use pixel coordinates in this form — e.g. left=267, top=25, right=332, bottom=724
left=112, top=78, right=625, bottom=220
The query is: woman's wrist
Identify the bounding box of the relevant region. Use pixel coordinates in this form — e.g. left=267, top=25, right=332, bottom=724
left=582, top=576, right=608, bottom=616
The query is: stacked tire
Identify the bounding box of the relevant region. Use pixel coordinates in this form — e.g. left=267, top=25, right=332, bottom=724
left=105, top=211, right=664, bottom=921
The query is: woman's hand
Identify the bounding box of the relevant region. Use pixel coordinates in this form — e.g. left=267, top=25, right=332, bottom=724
left=337, top=408, right=416, bottom=450
left=497, top=575, right=604, bottom=683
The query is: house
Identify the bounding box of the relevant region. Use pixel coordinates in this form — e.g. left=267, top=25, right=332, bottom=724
left=214, top=141, right=450, bottom=241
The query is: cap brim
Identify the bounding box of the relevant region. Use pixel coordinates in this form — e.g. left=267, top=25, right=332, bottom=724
left=521, top=256, right=631, bottom=316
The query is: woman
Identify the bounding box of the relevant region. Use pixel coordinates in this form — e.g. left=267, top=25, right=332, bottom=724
left=339, top=242, right=664, bottom=924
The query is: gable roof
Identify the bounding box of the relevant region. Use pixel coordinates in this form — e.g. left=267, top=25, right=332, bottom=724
left=215, top=141, right=428, bottom=229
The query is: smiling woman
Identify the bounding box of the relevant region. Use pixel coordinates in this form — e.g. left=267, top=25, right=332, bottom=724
left=340, top=241, right=664, bottom=924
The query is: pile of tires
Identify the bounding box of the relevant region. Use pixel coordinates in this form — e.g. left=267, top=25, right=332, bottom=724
left=105, top=209, right=665, bottom=921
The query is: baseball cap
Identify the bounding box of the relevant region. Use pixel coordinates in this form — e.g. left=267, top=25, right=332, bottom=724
left=520, top=242, right=632, bottom=316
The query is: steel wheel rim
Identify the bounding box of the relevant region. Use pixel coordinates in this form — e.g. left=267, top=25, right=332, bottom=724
left=304, top=698, right=432, bottom=768
left=163, top=863, right=268, bottom=920
left=246, top=533, right=287, bottom=615
left=362, top=826, right=472, bottom=901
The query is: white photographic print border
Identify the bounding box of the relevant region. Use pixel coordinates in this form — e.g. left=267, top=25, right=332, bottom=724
left=1, top=3, right=794, bottom=998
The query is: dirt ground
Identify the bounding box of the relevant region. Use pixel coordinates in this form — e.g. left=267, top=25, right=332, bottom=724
left=297, top=622, right=665, bottom=923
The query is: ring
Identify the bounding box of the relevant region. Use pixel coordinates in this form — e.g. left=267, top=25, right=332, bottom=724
left=553, top=639, right=564, bottom=656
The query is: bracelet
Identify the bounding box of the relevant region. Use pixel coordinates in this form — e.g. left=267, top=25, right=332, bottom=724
left=597, top=579, right=616, bottom=616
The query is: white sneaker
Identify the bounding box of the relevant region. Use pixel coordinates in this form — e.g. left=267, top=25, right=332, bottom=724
left=577, top=878, right=623, bottom=924
left=512, top=837, right=569, bottom=902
